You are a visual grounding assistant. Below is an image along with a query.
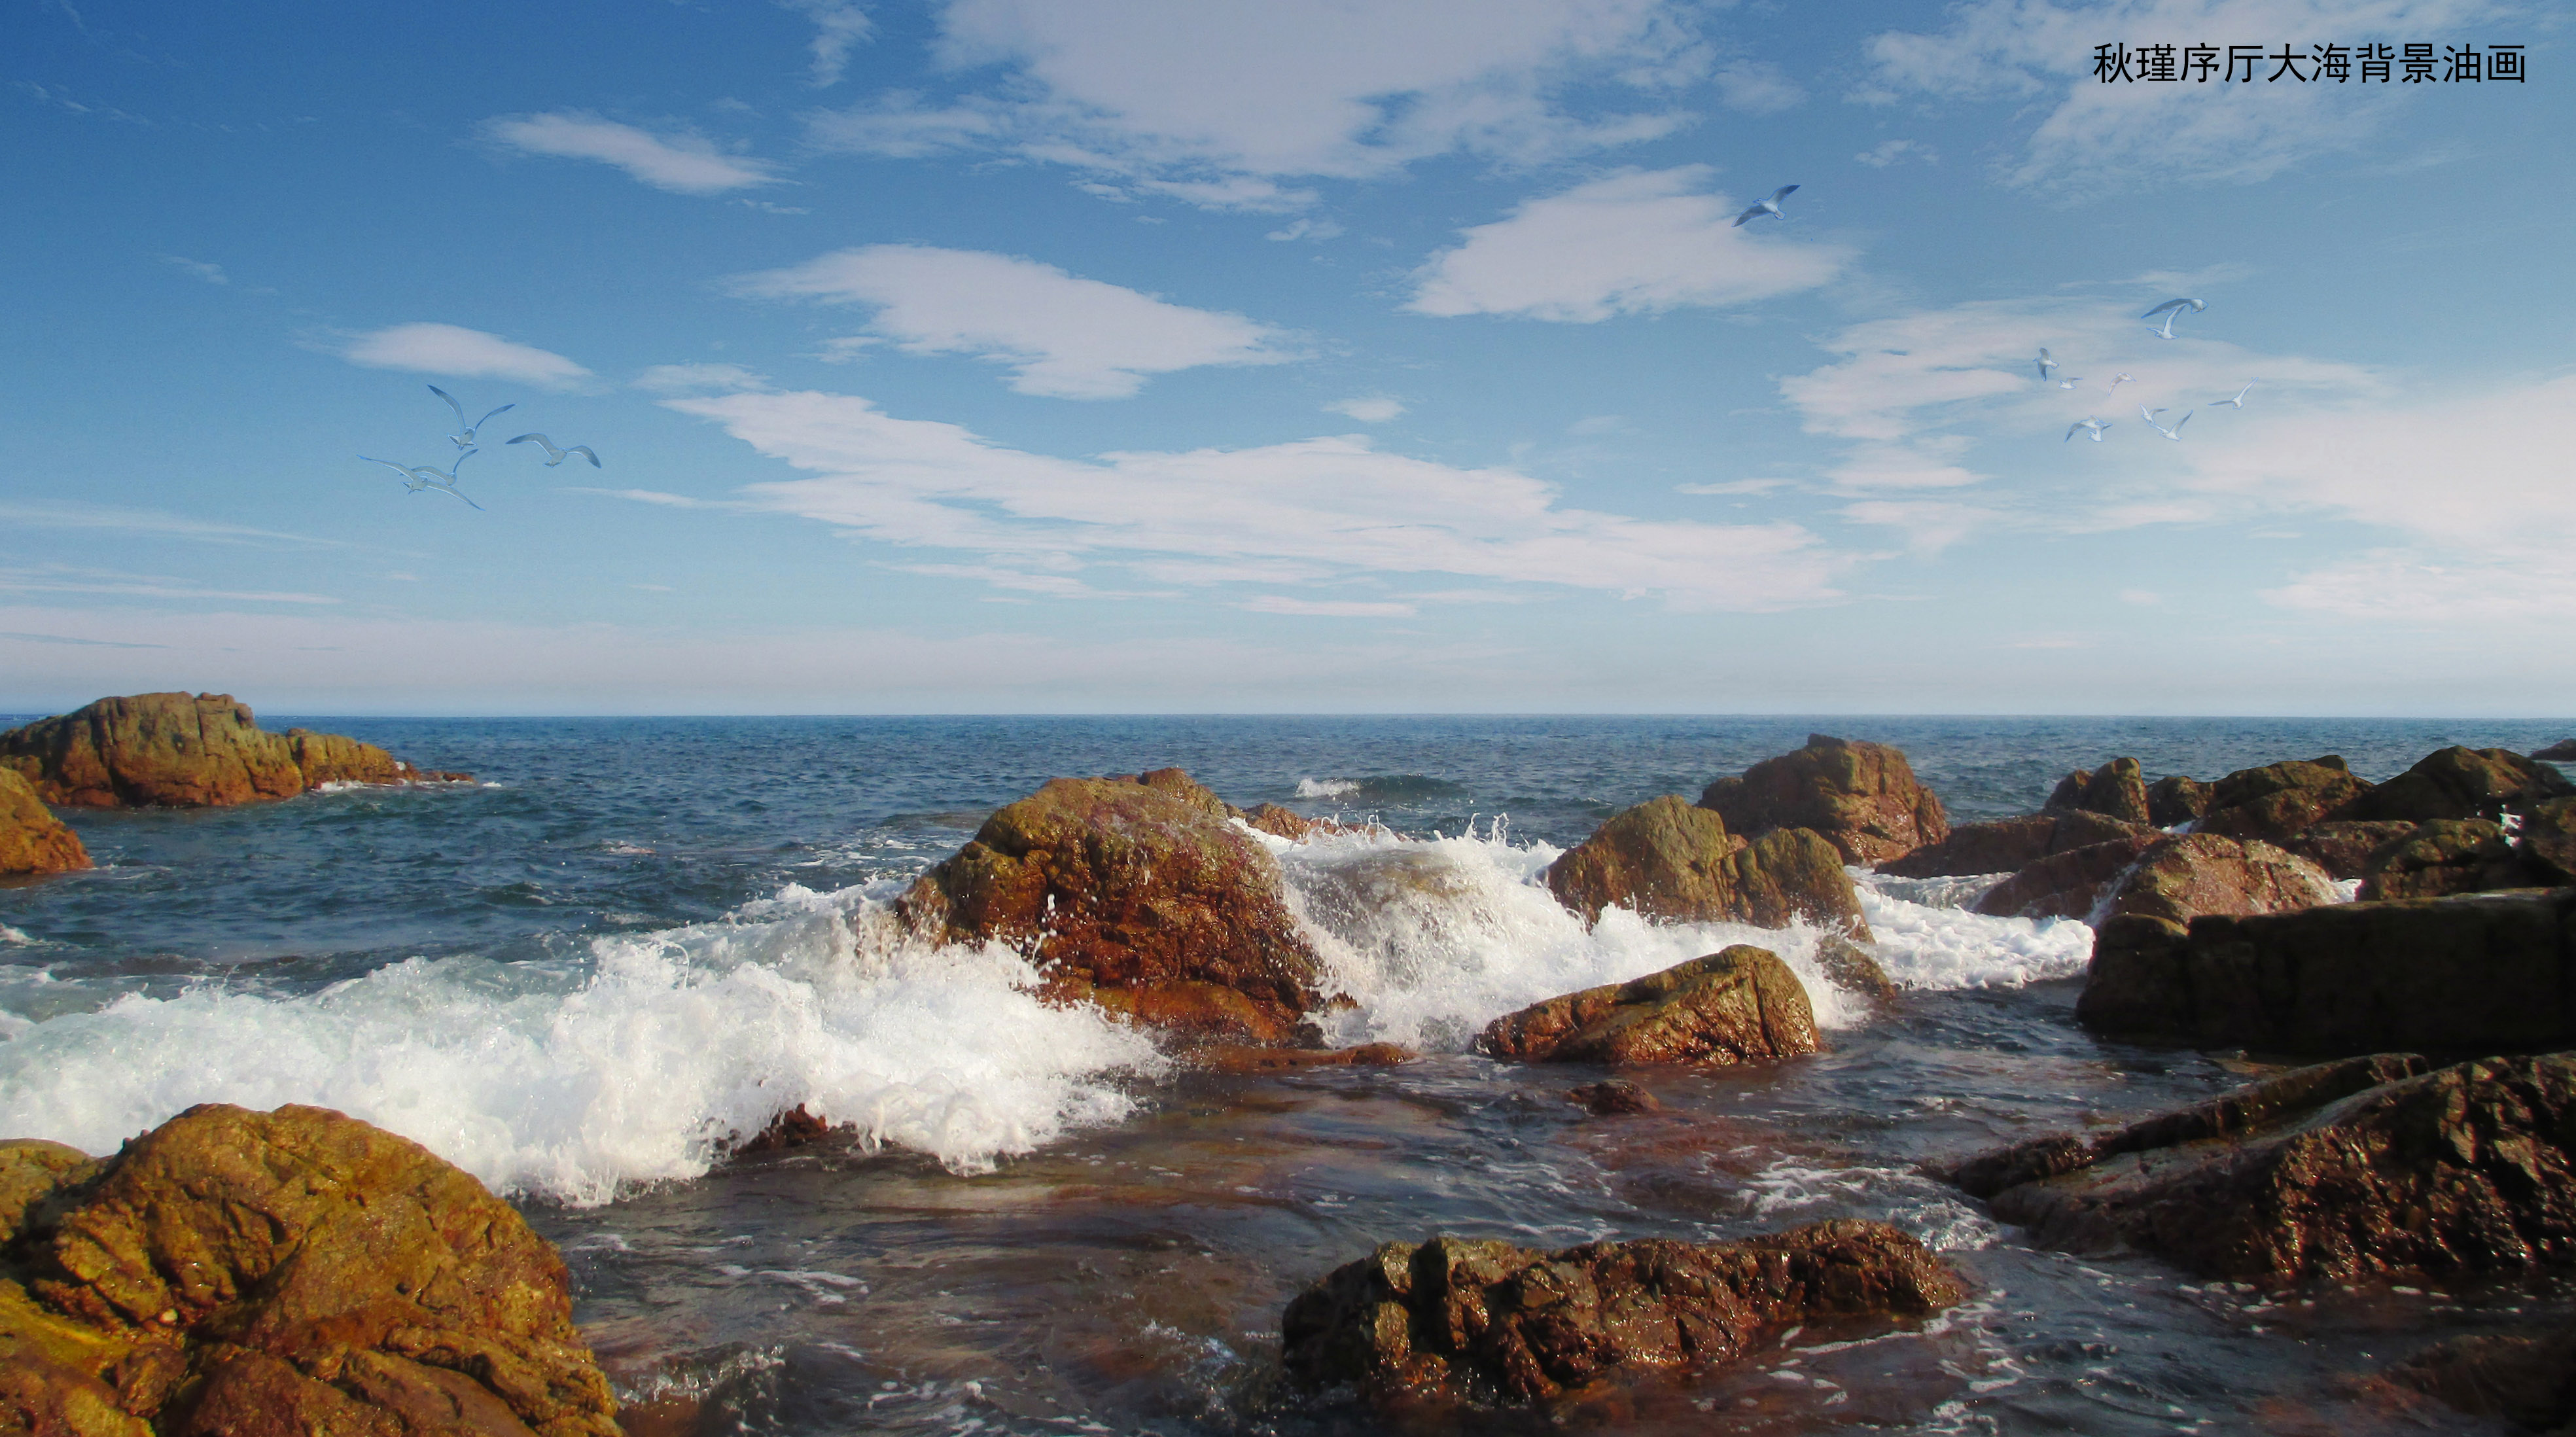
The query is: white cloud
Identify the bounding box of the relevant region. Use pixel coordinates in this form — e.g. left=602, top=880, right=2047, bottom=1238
left=1676, top=478, right=1784, bottom=495
left=809, top=0, right=1705, bottom=202
left=662, top=387, right=1852, bottom=611
left=803, top=92, right=1002, bottom=156
left=1838, top=499, right=1995, bottom=555
left=569, top=488, right=743, bottom=510
left=2119, top=588, right=2164, bottom=605
left=1712, top=62, right=1802, bottom=113
left=1853, top=138, right=1931, bottom=168
left=2264, top=550, right=2576, bottom=623
left=0, top=502, right=339, bottom=548
left=1860, top=0, right=2503, bottom=189
left=0, top=564, right=337, bottom=605
left=1265, top=217, right=1345, bottom=242
left=1325, top=396, right=1405, bottom=423
left=482, top=111, right=781, bottom=194
left=1239, top=595, right=1418, bottom=617
left=160, top=255, right=228, bottom=285
left=633, top=362, right=772, bottom=394
left=782, top=0, right=873, bottom=85
left=730, top=245, right=1293, bottom=399
left=335, top=323, right=595, bottom=389
left=1405, top=167, right=1850, bottom=321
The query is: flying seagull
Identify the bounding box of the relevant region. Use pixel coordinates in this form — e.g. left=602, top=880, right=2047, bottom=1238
left=2138, top=404, right=2191, bottom=440
left=2066, top=417, right=2111, bottom=442
left=361, top=451, right=487, bottom=509
left=2142, top=297, right=2206, bottom=340
left=429, top=385, right=514, bottom=448
left=403, top=476, right=484, bottom=510
left=2214, top=383, right=2253, bottom=408
left=2055, top=376, right=2086, bottom=389
left=2105, top=373, right=2134, bottom=397
left=2036, top=348, right=2058, bottom=380
left=507, top=433, right=601, bottom=468
left=1731, top=185, right=1798, bottom=226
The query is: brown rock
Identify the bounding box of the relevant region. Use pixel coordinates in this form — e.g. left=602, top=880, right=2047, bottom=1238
left=896, top=768, right=1324, bottom=1042
left=1970, top=834, right=2165, bottom=921
left=1544, top=800, right=1869, bottom=938
left=1812, top=933, right=1897, bottom=1002
left=0, top=1103, right=617, bottom=1436
left=2390, top=1323, right=2576, bottom=1432
left=2195, top=756, right=2373, bottom=845
left=0, top=767, right=90, bottom=877
left=1279, top=1219, right=1966, bottom=1408
left=1945, top=1054, right=2576, bottom=1286
left=2276, top=820, right=2420, bottom=881
left=1477, top=946, right=1818, bottom=1067
left=1188, top=1042, right=1415, bottom=1074
left=2044, top=758, right=2151, bottom=826
left=2146, top=775, right=2212, bottom=828
left=2535, top=739, right=2576, bottom=761
left=2341, top=745, right=2576, bottom=824
left=2077, top=887, right=2576, bottom=1055
left=731, top=1104, right=832, bottom=1156
left=1565, top=1080, right=1661, bottom=1116
left=2524, top=796, right=2576, bottom=885
left=2091, top=833, right=2340, bottom=929
left=1877, top=810, right=2151, bottom=879
left=1697, top=734, right=1947, bottom=866
left=0, top=693, right=465, bottom=809
left=2356, top=819, right=2542, bottom=900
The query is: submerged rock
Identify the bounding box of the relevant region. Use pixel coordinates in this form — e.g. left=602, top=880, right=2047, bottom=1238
left=2146, top=775, right=2213, bottom=828
left=1477, top=946, right=1818, bottom=1067
left=2077, top=887, right=2576, bottom=1055
left=2341, top=745, right=2575, bottom=824
left=2389, top=1323, right=2576, bottom=1432
left=896, top=768, right=1326, bottom=1042
left=1943, top=1054, right=2576, bottom=1286
left=2043, top=758, right=2153, bottom=826
left=1280, top=1219, right=1965, bottom=1408
left=0, top=1103, right=618, bottom=1435
left=2195, top=756, right=2373, bottom=846
left=1545, top=799, right=1871, bottom=937
left=1697, top=734, right=1947, bottom=866
left=0, top=692, right=467, bottom=808
left=1565, top=1080, right=1661, bottom=1116
left=2089, top=833, right=2340, bottom=928
left=1969, top=833, right=2164, bottom=921
left=0, top=767, right=88, bottom=877
left=1812, top=932, right=1898, bottom=1002
left=1188, top=1042, right=1415, bottom=1074
left=1877, top=810, right=2150, bottom=879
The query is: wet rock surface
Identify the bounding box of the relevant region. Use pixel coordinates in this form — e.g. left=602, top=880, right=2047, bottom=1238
left=1564, top=1080, right=1661, bottom=1116
left=1877, top=810, right=2150, bottom=880
left=1697, top=734, right=1947, bottom=866
left=2089, top=832, right=2341, bottom=928
left=896, top=768, right=1326, bottom=1042
left=1944, top=1054, right=2576, bottom=1287
left=0, top=768, right=89, bottom=877
left=2388, top=1321, right=2576, bottom=1432
left=0, top=1103, right=618, bottom=1436
left=1477, top=946, right=1819, bottom=1067
left=0, top=692, right=466, bottom=809
left=2077, top=887, right=2576, bottom=1055
left=1545, top=801, right=1871, bottom=937
left=1279, top=1218, right=1967, bottom=1409
left=1969, top=833, right=2164, bottom=921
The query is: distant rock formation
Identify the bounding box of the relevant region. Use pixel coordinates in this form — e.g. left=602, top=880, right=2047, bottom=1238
left=2041, top=757, right=2152, bottom=826
left=896, top=768, right=1326, bottom=1042
left=1544, top=797, right=1869, bottom=937
left=1477, top=946, right=1818, bottom=1067
left=0, top=1103, right=618, bottom=1434
left=0, top=768, right=88, bottom=876
left=0, top=692, right=468, bottom=808
left=2340, top=745, right=2575, bottom=824
left=2533, top=738, right=2576, bottom=760
left=1280, top=1219, right=1966, bottom=1410
left=1697, top=734, right=1947, bottom=866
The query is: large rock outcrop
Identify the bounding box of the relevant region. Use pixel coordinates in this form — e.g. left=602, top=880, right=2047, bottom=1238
left=2089, top=833, right=2340, bottom=928
left=2077, top=888, right=2576, bottom=1055
left=1544, top=800, right=1869, bottom=938
left=1968, top=834, right=2164, bottom=921
left=1942, top=1054, right=2576, bottom=1286
left=895, top=768, right=1325, bottom=1042
left=2277, top=820, right=2420, bottom=881
left=0, top=768, right=88, bottom=877
left=2042, top=758, right=2152, bottom=826
left=1876, top=810, right=2149, bottom=879
left=0, top=1103, right=618, bottom=1436
left=2340, top=745, right=2575, bottom=824
left=1477, top=947, right=1818, bottom=1067
left=1280, top=1219, right=1966, bottom=1408
left=2146, top=775, right=2212, bottom=828
left=1697, top=735, right=1947, bottom=866
left=2193, top=756, right=2373, bottom=846
left=2355, top=819, right=2539, bottom=900
left=0, top=693, right=467, bottom=809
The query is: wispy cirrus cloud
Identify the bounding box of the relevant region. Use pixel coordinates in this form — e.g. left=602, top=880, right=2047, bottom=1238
left=729, top=245, right=1294, bottom=399
left=333, top=323, right=594, bottom=389
left=1405, top=167, right=1850, bottom=321
left=0, top=502, right=343, bottom=548
left=482, top=111, right=782, bottom=194
left=781, top=0, right=873, bottom=86
left=0, top=564, right=338, bottom=605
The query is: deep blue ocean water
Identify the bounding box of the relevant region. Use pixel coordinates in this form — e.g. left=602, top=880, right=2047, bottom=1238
left=4, top=714, right=2570, bottom=1435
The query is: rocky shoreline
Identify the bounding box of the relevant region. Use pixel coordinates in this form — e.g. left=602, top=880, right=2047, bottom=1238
left=5, top=704, right=2575, bottom=1429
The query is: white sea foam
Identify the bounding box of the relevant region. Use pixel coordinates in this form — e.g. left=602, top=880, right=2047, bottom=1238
left=1294, top=777, right=1360, bottom=798
left=0, top=885, right=1163, bottom=1205
left=1855, top=875, right=2094, bottom=989
left=0, top=925, right=30, bottom=946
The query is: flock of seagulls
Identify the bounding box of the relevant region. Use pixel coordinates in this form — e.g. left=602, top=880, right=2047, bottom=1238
left=2054, top=300, right=2253, bottom=444
left=359, top=384, right=601, bottom=512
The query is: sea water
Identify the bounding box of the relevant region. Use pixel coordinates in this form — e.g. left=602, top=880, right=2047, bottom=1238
left=2, top=715, right=2568, bottom=1434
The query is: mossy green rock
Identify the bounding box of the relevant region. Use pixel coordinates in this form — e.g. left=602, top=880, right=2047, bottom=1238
left=0, top=693, right=465, bottom=809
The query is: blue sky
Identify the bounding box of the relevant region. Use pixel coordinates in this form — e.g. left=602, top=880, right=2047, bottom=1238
left=5, top=0, right=2570, bottom=715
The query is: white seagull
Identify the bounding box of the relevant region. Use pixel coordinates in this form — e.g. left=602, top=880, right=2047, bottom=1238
left=2138, top=404, right=2191, bottom=440
left=2036, top=348, right=2058, bottom=380
left=402, top=476, right=485, bottom=510
left=2066, top=417, right=2111, bottom=442
left=361, top=452, right=487, bottom=509
left=2055, top=376, right=2086, bottom=389
left=2142, top=297, right=2206, bottom=340
left=429, top=385, right=514, bottom=448
left=2214, top=383, right=2253, bottom=408
left=1731, top=185, right=1798, bottom=226
left=507, top=433, right=601, bottom=468
left=2105, top=373, right=2134, bottom=397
